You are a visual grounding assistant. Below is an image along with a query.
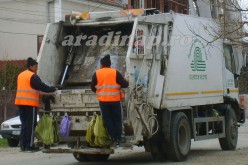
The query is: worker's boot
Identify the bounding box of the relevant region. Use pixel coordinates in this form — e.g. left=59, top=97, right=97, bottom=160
left=116, top=139, right=120, bottom=147
left=110, top=138, right=117, bottom=149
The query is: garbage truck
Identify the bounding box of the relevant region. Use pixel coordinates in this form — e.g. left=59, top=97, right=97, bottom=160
left=37, top=5, right=246, bottom=162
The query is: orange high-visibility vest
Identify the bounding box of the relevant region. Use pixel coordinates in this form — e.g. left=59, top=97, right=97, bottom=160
left=15, top=70, right=40, bottom=107
left=96, top=68, right=124, bottom=102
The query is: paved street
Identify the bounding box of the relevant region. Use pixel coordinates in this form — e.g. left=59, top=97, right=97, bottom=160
left=0, top=122, right=248, bottom=165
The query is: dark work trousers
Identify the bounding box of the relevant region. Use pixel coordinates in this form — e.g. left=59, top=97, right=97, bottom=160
left=99, top=101, right=122, bottom=142
left=19, top=105, right=37, bottom=150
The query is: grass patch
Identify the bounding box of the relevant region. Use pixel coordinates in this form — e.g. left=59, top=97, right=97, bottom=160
left=0, top=138, right=8, bottom=147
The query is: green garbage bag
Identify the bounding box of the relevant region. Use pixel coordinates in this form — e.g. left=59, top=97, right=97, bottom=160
left=35, top=114, right=60, bottom=145
left=53, top=117, right=60, bottom=144
left=35, top=114, right=54, bottom=145
left=86, top=115, right=97, bottom=147
left=93, top=115, right=111, bottom=147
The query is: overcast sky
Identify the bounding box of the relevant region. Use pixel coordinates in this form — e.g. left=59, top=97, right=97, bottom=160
left=240, top=0, right=248, bottom=10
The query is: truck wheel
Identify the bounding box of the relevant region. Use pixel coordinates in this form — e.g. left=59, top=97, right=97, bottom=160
left=73, top=153, right=89, bottom=162
left=168, top=112, right=191, bottom=161
left=151, top=152, right=166, bottom=161
left=7, top=138, right=19, bottom=147
left=150, top=137, right=167, bottom=161
left=219, top=106, right=238, bottom=150
left=73, top=153, right=110, bottom=162
left=87, top=154, right=110, bottom=161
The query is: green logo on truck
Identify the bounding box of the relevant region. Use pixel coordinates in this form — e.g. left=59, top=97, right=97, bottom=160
left=188, top=38, right=207, bottom=80
left=189, top=38, right=206, bottom=71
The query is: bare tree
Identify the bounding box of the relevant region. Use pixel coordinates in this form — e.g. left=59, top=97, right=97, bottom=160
left=199, top=0, right=248, bottom=46
left=0, top=56, right=25, bottom=121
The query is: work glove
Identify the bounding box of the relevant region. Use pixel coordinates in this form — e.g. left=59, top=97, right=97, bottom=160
left=42, top=95, right=55, bottom=111
left=50, top=86, right=57, bottom=92
left=124, top=72, right=129, bottom=82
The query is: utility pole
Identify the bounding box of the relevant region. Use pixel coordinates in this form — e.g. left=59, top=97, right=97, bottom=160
left=2, top=87, right=7, bottom=121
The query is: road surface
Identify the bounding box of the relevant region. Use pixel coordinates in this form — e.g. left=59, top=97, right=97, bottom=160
left=0, top=122, right=248, bottom=165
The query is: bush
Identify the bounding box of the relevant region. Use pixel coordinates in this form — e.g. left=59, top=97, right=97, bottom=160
left=0, top=63, right=25, bottom=90
left=0, top=138, right=8, bottom=147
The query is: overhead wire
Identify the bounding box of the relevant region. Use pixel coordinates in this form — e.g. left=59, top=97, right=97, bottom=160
left=14, top=0, right=90, bottom=13
left=0, top=30, right=39, bottom=36
left=0, top=16, right=47, bottom=24
left=0, top=0, right=112, bottom=24
left=0, top=1, right=76, bottom=24
left=0, top=7, right=64, bottom=19
left=0, top=6, right=64, bottom=14
left=14, top=0, right=118, bottom=13
left=0, top=1, right=120, bottom=35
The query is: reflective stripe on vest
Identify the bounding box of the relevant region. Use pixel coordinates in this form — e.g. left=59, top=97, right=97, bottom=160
left=97, top=92, right=121, bottom=96
left=96, top=85, right=120, bottom=90
left=15, top=70, right=40, bottom=107
left=95, top=68, right=123, bottom=102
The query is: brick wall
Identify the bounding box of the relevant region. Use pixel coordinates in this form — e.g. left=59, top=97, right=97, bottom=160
left=239, top=66, right=248, bottom=94
left=238, top=66, right=248, bottom=118
left=239, top=94, right=248, bottom=118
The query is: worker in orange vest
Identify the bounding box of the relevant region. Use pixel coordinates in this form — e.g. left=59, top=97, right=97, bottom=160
left=15, top=57, right=56, bottom=152
left=91, top=54, right=129, bottom=147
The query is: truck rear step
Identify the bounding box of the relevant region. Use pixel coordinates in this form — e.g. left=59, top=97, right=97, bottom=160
left=42, top=148, right=114, bottom=154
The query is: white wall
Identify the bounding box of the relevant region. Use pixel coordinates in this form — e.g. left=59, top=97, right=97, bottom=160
left=0, top=0, right=48, bottom=60
left=0, top=0, right=122, bottom=60
left=61, top=0, right=122, bottom=20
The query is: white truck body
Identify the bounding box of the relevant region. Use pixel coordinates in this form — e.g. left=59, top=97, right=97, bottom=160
left=37, top=8, right=245, bottom=162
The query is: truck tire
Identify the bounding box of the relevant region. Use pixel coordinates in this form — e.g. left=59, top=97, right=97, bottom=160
left=87, top=154, right=110, bottom=161
left=73, top=153, right=89, bottom=162
left=7, top=138, right=19, bottom=147
left=168, top=112, right=191, bottom=161
left=219, top=106, right=238, bottom=150
left=150, top=137, right=167, bottom=161
left=73, top=153, right=110, bottom=162
left=151, top=151, right=166, bottom=161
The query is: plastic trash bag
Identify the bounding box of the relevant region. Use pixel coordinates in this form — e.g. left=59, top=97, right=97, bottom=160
left=86, top=115, right=111, bottom=147
left=53, top=117, right=60, bottom=144
left=35, top=114, right=60, bottom=145
left=94, top=115, right=111, bottom=147
left=86, top=115, right=97, bottom=147
left=59, top=114, right=72, bottom=139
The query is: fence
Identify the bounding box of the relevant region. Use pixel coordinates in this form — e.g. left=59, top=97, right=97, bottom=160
left=0, top=90, right=18, bottom=124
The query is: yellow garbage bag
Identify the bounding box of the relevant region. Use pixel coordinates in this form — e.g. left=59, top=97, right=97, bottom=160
left=86, top=115, right=111, bottom=147
left=93, top=115, right=111, bottom=147
left=86, top=115, right=97, bottom=146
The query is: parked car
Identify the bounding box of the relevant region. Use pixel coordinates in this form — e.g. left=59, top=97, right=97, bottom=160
left=0, top=116, right=39, bottom=147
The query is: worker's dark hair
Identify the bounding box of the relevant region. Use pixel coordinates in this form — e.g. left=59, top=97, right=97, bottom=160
left=27, top=57, right=38, bottom=68
left=100, top=54, right=111, bottom=67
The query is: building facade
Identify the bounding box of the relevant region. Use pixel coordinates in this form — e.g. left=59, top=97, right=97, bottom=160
left=0, top=0, right=123, bottom=123
left=0, top=0, right=122, bottom=60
